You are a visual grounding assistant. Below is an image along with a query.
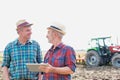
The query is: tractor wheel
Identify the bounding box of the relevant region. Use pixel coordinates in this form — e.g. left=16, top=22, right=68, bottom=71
left=85, top=50, right=101, bottom=67
left=112, top=54, right=120, bottom=68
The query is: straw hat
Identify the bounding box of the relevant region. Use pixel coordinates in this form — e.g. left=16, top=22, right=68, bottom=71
left=47, top=22, right=66, bottom=35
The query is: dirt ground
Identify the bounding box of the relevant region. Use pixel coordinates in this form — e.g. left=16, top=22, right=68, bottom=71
left=72, top=64, right=120, bottom=80
left=1, top=63, right=120, bottom=80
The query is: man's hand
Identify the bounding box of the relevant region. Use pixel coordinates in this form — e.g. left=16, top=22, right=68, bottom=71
left=39, top=63, right=54, bottom=73
left=39, top=63, right=74, bottom=75
left=2, top=67, right=10, bottom=80
left=38, top=73, right=42, bottom=80
left=5, top=77, right=10, bottom=80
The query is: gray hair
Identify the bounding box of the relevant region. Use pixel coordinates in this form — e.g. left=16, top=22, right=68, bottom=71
left=52, top=29, right=63, bottom=39
left=57, top=32, right=63, bottom=39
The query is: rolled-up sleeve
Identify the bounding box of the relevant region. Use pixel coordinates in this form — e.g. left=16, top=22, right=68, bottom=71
left=2, top=44, right=11, bottom=68
left=65, top=47, right=76, bottom=72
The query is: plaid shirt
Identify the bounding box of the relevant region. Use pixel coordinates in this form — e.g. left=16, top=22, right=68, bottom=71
left=2, top=39, right=42, bottom=80
left=43, top=43, right=76, bottom=80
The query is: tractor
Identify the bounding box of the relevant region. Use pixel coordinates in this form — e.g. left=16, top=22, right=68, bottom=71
left=85, top=36, right=120, bottom=68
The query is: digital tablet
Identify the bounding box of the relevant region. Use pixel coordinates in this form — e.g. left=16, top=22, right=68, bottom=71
left=26, top=63, right=49, bottom=72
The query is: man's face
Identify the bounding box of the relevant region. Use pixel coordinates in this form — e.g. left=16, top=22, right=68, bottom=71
left=46, top=29, right=54, bottom=43
left=18, top=27, right=32, bottom=39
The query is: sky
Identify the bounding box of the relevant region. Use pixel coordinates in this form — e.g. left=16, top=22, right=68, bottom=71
left=0, top=0, right=120, bottom=51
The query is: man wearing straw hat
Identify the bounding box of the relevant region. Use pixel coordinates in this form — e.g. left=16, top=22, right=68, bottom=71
left=39, top=22, right=76, bottom=80
left=2, top=19, right=42, bottom=80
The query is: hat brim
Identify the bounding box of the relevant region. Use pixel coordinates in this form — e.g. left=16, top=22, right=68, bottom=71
left=17, top=23, right=33, bottom=28
left=47, top=27, right=65, bottom=35
left=25, top=24, right=33, bottom=27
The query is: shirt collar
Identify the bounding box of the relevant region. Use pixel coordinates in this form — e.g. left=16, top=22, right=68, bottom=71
left=14, top=39, right=32, bottom=45
left=50, top=43, right=64, bottom=51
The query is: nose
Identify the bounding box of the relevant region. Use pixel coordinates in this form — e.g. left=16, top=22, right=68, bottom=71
left=29, top=31, right=32, bottom=35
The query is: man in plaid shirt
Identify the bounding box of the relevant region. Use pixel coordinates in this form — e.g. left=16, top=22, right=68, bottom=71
left=2, top=19, right=42, bottom=80
left=40, top=22, right=76, bottom=80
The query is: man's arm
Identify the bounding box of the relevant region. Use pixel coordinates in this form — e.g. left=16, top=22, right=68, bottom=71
left=52, top=66, right=74, bottom=74
left=40, top=64, right=74, bottom=74
left=2, top=66, right=10, bottom=80
left=2, top=43, right=11, bottom=80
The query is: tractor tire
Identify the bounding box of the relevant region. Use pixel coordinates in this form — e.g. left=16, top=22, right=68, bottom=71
left=85, top=50, right=101, bottom=67
left=112, top=53, right=120, bottom=68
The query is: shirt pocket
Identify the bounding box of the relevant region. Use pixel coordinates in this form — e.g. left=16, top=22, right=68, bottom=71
left=54, top=57, right=64, bottom=67
left=11, top=51, right=20, bottom=62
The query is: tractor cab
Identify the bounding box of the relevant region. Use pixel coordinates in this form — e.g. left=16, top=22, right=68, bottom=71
left=88, top=36, right=112, bottom=56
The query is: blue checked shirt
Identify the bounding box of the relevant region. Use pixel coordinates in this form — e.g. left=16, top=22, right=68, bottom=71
left=2, top=39, right=42, bottom=80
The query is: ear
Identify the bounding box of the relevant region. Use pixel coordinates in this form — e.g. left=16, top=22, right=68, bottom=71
left=53, top=31, right=58, bottom=37
left=16, top=28, right=20, bottom=34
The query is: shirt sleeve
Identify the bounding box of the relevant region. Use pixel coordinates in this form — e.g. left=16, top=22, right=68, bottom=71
left=1, top=44, right=11, bottom=68
left=36, top=43, right=43, bottom=63
left=65, top=46, right=76, bottom=72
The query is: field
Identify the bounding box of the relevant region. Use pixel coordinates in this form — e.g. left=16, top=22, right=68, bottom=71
left=0, top=53, right=3, bottom=62
left=1, top=63, right=120, bottom=80
left=1, top=51, right=120, bottom=80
